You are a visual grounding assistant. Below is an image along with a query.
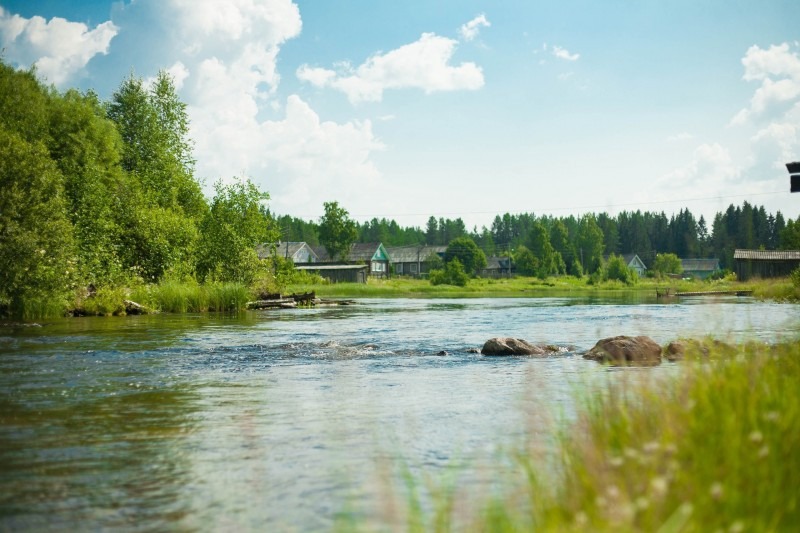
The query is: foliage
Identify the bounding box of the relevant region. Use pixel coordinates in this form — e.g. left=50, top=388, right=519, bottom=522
left=196, top=179, right=278, bottom=284
left=793, top=267, right=800, bottom=289
left=652, top=252, right=683, bottom=276
left=429, top=258, right=469, bottom=287
left=604, top=253, right=636, bottom=285
left=0, top=128, right=76, bottom=317
left=781, top=215, right=800, bottom=250
left=319, top=201, right=358, bottom=261
left=444, top=237, right=487, bottom=276
left=513, top=245, right=539, bottom=276
left=577, top=214, right=605, bottom=274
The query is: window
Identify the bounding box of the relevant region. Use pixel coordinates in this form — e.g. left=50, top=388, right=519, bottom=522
left=372, top=262, right=386, bottom=272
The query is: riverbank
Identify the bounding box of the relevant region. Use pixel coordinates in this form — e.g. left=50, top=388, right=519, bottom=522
left=372, top=340, right=800, bottom=531
left=288, top=275, right=800, bottom=301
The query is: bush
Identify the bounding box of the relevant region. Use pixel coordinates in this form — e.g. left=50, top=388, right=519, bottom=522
left=791, top=267, right=800, bottom=288
left=429, top=258, right=469, bottom=287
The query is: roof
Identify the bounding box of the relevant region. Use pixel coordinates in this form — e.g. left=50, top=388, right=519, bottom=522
left=681, top=258, right=720, bottom=271
left=734, top=249, right=800, bottom=260
left=256, top=242, right=316, bottom=260
left=484, top=256, right=512, bottom=270
left=385, top=245, right=447, bottom=262
left=604, top=253, right=647, bottom=268
left=313, top=243, right=388, bottom=262
left=295, top=264, right=368, bottom=271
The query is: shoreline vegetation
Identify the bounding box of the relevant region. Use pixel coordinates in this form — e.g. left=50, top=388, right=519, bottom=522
left=2, top=273, right=796, bottom=320
left=360, top=340, right=800, bottom=532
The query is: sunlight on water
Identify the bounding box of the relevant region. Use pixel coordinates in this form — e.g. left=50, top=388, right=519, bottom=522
left=1, top=298, right=798, bottom=530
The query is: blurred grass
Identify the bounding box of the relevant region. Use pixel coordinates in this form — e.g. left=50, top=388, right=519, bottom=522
left=372, top=341, right=800, bottom=532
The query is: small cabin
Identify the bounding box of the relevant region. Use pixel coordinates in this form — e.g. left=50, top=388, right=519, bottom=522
left=605, top=253, right=648, bottom=277
left=734, top=249, right=800, bottom=280
left=257, top=242, right=318, bottom=263
left=680, top=258, right=720, bottom=279
left=313, top=243, right=391, bottom=278
left=386, top=245, right=447, bottom=277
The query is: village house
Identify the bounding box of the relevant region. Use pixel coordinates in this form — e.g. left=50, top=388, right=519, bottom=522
left=605, top=253, right=648, bottom=277
left=256, top=242, right=318, bottom=263
left=680, top=258, right=720, bottom=279
left=480, top=256, right=514, bottom=278
left=313, top=243, right=391, bottom=279
left=734, top=249, right=800, bottom=280
left=386, top=245, right=447, bottom=277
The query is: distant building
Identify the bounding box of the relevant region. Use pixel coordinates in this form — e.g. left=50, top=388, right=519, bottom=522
left=734, top=249, right=800, bottom=280
left=313, top=243, right=391, bottom=279
left=386, top=245, right=447, bottom=277
left=257, top=242, right=318, bottom=263
left=680, top=258, right=720, bottom=280
left=605, top=253, right=648, bottom=277
left=480, top=256, right=513, bottom=278
left=295, top=264, right=368, bottom=284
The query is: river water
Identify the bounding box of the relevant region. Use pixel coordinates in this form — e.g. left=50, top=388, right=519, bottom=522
left=1, top=296, right=798, bottom=530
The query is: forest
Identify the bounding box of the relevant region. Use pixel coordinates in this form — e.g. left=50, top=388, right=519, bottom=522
left=2, top=59, right=800, bottom=317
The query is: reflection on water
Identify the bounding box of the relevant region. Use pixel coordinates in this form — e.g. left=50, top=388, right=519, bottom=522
left=1, top=298, right=798, bottom=530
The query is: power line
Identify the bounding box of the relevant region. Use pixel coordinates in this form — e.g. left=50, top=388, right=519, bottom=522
left=291, top=190, right=789, bottom=221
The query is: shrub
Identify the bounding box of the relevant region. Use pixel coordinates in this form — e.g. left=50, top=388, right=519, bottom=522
left=429, top=258, right=469, bottom=287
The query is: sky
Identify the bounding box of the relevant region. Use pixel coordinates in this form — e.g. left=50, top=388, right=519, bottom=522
left=1, top=0, right=799, bottom=230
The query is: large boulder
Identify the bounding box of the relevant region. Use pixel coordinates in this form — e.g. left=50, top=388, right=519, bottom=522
left=584, top=335, right=662, bottom=365
left=481, top=337, right=561, bottom=356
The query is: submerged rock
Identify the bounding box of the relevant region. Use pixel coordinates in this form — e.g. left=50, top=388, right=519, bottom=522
left=663, top=338, right=737, bottom=361
left=584, top=335, right=662, bottom=365
left=481, top=337, right=561, bottom=356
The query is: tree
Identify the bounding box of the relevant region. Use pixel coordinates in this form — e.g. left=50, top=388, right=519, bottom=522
left=0, top=129, right=75, bottom=316
left=527, top=221, right=562, bottom=278
left=513, top=245, right=539, bottom=276
left=577, top=214, right=605, bottom=274
left=780, top=216, right=800, bottom=250
left=605, top=254, right=634, bottom=284
left=444, top=236, right=487, bottom=276
left=429, top=257, right=469, bottom=286
left=196, top=179, right=278, bottom=283
left=652, top=253, right=683, bottom=276
left=319, top=201, right=358, bottom=261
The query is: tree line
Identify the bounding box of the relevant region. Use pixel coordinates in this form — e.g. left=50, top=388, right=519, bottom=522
left=0, top=61, right=278, bottom=317
left=279, top=204, right=800, bottom=273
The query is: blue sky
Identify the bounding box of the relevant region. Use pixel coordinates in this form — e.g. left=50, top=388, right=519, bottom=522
left=2, top=1, right=799, bottom=229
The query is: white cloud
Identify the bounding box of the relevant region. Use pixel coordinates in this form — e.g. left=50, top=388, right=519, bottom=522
left=552, top=45, right=580, bottom=61
left=296, top=32, right=484, bottom=103
left=459, top=14, right=490, bottom=42
left=731, top=43, right=800, bottom=125
left=658, top=143, right=741, bottom=196
left=0, top=7, right=118, bottom=86
left=666, top=132, right=694, bottom=142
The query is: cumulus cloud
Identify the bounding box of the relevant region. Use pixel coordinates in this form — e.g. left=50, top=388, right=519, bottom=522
left=297, top=32, right=484, bottom=103
left=459, top=14, right=490, bottom=42
left=731, top=43, right=800, bottom=125
left=659, top=143, right=742, bottom=196
left=0, top=7, right=117, bottom=85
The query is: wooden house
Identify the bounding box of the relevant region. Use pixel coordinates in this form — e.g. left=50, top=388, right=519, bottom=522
left=386, top=245, right=447, bottom=277
left=734, top=249, right=800, bottom=280
left=480, top=256, right=513, bottom=278
left=256, top=242, right=318, bottom=263
left=295, top=264, right=368, bottom=283
left=605, top=253, right=648, bottom=277
left=680, top=258, right=720, bottom=279
left=313, top=243, right=391, bottom=278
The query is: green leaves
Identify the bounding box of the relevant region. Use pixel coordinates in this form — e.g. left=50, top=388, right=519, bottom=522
left=319, top=201, right=358, bottom=261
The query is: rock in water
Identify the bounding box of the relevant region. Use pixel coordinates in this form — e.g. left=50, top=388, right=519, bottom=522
left=584, top=335, right=662, bottom=365
left=481, top=337, right=557, bottom=356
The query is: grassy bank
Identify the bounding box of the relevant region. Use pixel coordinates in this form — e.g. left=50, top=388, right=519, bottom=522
left=369, top=341, right=800, bottom=531
left=290, top=274, right=800, bottom=300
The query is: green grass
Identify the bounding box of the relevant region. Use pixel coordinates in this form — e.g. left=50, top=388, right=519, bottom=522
left=128, top=280, right=251, bottom=313
left=288, top=274, right=790, bottom=300
left=378, top=341, right=800, bottom=531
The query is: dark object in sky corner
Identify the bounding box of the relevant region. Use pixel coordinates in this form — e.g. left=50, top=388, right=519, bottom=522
left=788, top=162, right=800, bottom=193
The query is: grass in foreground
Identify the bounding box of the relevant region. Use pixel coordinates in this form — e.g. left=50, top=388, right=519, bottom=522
left=364, top=341, right=800, bottom=532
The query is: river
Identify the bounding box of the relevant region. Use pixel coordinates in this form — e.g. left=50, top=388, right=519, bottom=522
left=1, top=296, right=798, bottom=530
